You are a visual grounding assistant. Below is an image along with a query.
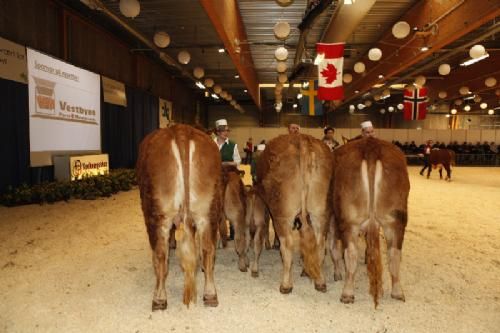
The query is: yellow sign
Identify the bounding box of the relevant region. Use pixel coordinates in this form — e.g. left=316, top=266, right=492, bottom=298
left=70, top=154, right=109, bottom=181
left=0, top=36, right=27, bottom=84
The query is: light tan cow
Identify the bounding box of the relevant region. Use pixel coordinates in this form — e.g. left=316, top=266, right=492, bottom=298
left=136, top=124, right=222, bottom=310
left=256, top=134, right=333, bottom=293
left=221, top=165, right=249, bottom=272
left=329, top=137, right=409, bottom=307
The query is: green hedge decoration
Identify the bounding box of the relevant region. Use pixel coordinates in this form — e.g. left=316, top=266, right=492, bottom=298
left=0, top=169, right=137, bottom=207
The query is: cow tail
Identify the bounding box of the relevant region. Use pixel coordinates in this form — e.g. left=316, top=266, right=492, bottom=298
left=177, top=129, right=197, bottom=306
left=365, top=156, right=383, bottom=308
left=298, top=136, right=321, bottom=281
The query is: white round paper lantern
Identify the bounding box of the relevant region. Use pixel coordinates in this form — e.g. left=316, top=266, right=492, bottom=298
left=274, top=22, right=291, bottom=40
left=459, top=86, right=469, bottom=95
left=488, top=109, right=495, bottom=115
left=383, top=88, right=391, bottom=97
left=349, top=105, right=355, bottom=112
left=392, top=21, right=411, bottom=39
left=368, top=48, right=382, bottom=61
left=464, top=105, right=471, bottom=112
left=204, top=78, right=214, bottom=88
left=364, top=100, right=372, bottom=107
left=388, top=106, right=395, bottom=112
left=469, top=44, right=486, bottom=59
left=193, top=67, right=204, bottom=79
left=178, top=50, right=191, bottom=65
left=454, top=99, right=463, bottom=106
left=397, top=103, right=404, bottom=110
left=450, top=108, right=457, bottom=115
left=357, top=103, right=365, bottom=110
left=213, top=85, right=222, bottom=94
left=438, top=91, right=447, bottom=99
left=278, top=73, right=288, bottom=83
left=415, top=75, right=426, bottom=87
left=153, top=31, right=170, bottom=48
left=380, top=108, right=386, bottom=114
left=354, top=62, right=365, bottom=74
left=275, top=83, right=284, bottom=91
left=485, top=77, right=497, bottom=88
left=119, top=0, right=140, bottom=18
left=276, top=62, right=287, bottom=73
left=438, top=63, right=451, bottom=76
left=480, top=102, right=487, bottom=109
left=473, top=95, right=482, bottom=103
left=220, top=91, right=228, bottom=99
left=343, top=73, right=353, bottom=83
left=275, top=47, right=288, bottom=61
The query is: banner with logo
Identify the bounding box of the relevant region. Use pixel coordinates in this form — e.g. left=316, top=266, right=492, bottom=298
left=0, top=36, right=27, bottom=84
left=159, top=97, right=172, bottom=128
left=27, top=48, right=101, bottom=153
left=102, top=75, right=127, bottom=106
left=70, top=154, right=109, bottom=181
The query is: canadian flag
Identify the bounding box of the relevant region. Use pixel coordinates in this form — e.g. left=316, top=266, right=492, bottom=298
left=317, top=42, right=345, bottom=100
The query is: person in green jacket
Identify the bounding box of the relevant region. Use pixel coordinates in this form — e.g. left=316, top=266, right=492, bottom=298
left=214, top=119, right=241, bottom=166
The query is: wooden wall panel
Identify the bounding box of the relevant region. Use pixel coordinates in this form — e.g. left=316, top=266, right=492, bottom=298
left=0, top=0, right=60, bottom=57
left=67, top=16, right=133, bottom=85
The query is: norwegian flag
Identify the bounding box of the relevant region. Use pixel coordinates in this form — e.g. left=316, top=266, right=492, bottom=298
left=317, top=42, right=344, bottom=100
left=403, top=87, right=428, bottom=120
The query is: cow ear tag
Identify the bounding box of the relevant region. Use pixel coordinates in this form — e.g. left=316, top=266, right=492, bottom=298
left=175, top=223, right=185, bottom=241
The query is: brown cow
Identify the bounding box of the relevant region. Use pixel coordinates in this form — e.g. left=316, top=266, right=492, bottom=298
left=245, top=187, right=270, bottom=277
left=330, top=137, right=409, bottom=307
left=428, top=149, right=455, bottom=181
left=256, top=134, right=333, bottom=293
left=221, top=165, right=249, bottom=272
left=136, top=124, right=222, bottom=310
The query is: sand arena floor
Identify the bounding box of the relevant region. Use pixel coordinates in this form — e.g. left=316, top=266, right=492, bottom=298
left=1, top=166, right=499, bottom=333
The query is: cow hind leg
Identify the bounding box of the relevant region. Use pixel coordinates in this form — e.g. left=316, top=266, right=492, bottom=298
left=328, top=218, right=343, bottom=281
left=199, top=221, right=218, bottom=307
left=445, top=165, right=451, bottom=181
left=251, top=214, right=265, bottom=278
left=382, top=213, right=406, bottom=302
left=233, top=213, right=250, bottom=272
left=340, top=226, right=359, bottom=304
left=275, top=218, right=294, bottom=293
left=176, top=223, right=198, bottom=307
left=302, top=213, right=327, bottom=292
left=146, top=218, right=170, bottom=311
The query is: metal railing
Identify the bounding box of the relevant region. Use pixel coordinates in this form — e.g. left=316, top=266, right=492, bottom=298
left=406, top=154, right=499, bottom=166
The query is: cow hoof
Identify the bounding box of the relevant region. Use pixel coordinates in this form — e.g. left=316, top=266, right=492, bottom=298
left=152, top=299, right=167, bottom=311
left=333, top=273, right=343, bottom=281
left=426, top=175, right=430, bottom=179
left=300, top=269, right=309, bottom=277
left=340, top=294, right=355, bottom=304
left=251, top=271, right=259, bottom=278
left=203, top=294, right=219, bottom=307
left=315, top=283, right=327, bottom=293
left=391, top=293, right=405, bottom=302
left=279, top=285, right=293, bottom=294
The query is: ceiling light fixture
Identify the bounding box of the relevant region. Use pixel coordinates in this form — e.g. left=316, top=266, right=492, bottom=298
left=297, top=93, right=303, bottom=99
left=313, top=53, right=325, bottom=65
left=211, top=93, right=219, bottom=99
left=460, top=53, right=489, bottom=67
left=420, top=46, right=429, bottom=52
left=344, top=0, right=355, bottom=4
left=234, top=74, right=240, bottom=79
left=244, top=89, right=248, bottom=93
left=218, top=48, right=225, bottom=53
left=195, top=81, right=206, bottom=89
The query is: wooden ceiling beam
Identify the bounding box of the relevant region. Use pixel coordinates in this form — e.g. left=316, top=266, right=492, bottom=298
left=199, top=0, right=260, bottom=109
left=344, top=0, right=500, bottom=103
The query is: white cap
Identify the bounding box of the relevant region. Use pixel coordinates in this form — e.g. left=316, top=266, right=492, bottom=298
left=361, top=121, right=373, bottom=129
left=257, top=144, right=266, bottom=151
left=215, top=119, right=228, bottom=127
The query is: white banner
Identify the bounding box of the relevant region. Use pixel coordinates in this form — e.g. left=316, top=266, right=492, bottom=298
left=27, top=48, right=101, bottom=152
left=0, top=36, right=27, bottom=84
left=70, top=154, right=109, bottom=181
